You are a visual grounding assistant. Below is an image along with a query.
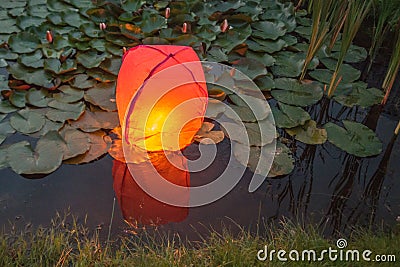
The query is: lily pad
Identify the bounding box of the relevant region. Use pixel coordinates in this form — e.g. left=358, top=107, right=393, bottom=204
left=53, top=85, right=84, bottom=103
left=44, top=58, right=77, bottom=74
left=254, top=75, right=275, bottom=91
left=324, top=121, right=382, bottom=157
left=10, top=109, right=45, bottom=134
left=46, top=100, right=85, bottom=122
left=99, top=57, right=121, bottom=76
left=251, top=21, right=286, bottom=40
left=18, top=50, right=44, bottom=68
left=69, top=74, right=96, bottom=89
left=9, top=90, right=26, bottom=108
left=309, top=64, right=361, bottom=84
left=271, top=78, right=323, bottom=107
left=268, top=141, right=295, bottom=177
left=271, top=51, right=318, bottom=78
left=7, top=131, right=65, bottom=174
left=60, top=128, right=90, bottom=160
left=64, top=130, right=112, bottom=164
left=8, top=63, right=53, bottom=87
left=76, top=51, right=109, bottom=68
left=84, top=82, right=117, bottom=111
left=232, top=58, right=267, bottom=80
left=285, top=120, right=327, bottom=145
left=271, top=102, right=310, bottom=128
left=205, top=99, right=226, bottom=119
left=26, top=88, right=50, bottom=107
left=194, top=122, right=225, bottom=144
left=0, top=120, right=16, bottom=145
left=69, top=110, right=119, bottom=132
left=246, top=51, right=275, bottom=67
left=333, top=83, right=384, bottom=108
left=87, top=68, right=116, bottom=82
left=8, top=32, right=40, bottom=53
left=246, top=38, right=286, bottom=54
left=0, top=100, right=19, bottom=113
left=214, top=25, right=252, bottom=52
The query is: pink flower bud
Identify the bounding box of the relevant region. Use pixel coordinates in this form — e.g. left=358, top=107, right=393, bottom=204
left=123, top=47, right=127, bottom=55
left=165, top=7, right=170, bottom=19
left=220, top=19, right=228, bottom=32
left=46, top=30, right=53, bottom=43
left=99, top=22, right=107, bottom=30
left=182, top=22, right=187, bottom=33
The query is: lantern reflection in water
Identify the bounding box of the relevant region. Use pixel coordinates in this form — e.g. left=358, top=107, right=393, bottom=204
left=114, top=45, right=208, bottom=226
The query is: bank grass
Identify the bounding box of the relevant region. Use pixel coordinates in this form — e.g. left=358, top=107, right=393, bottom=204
left=0, top=214, right=399, bottom=266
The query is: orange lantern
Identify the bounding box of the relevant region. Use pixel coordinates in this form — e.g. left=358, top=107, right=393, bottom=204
left=116, top=45, right=208, bottom=152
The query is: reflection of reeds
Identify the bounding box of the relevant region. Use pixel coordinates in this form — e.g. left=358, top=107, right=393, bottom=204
left=366, top=0, right=400, bottom=75
left=327, top=0, right=373, bottom=97
left=382, top=20, right=400, bottom=105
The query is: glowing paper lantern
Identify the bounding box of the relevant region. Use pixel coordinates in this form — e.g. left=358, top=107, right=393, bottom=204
left=116, top=45, right=208, bottom=152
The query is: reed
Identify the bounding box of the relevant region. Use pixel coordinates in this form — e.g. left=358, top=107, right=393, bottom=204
left=382, top=19, right=400, bottom=105
left=327, top=0, right=373, bottom=97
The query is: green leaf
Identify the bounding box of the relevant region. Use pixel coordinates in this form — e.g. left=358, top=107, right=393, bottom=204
left=246, top=38, right=286, bottom=53
left=0, top=120, right=16, bottom=145
left=69, top=74, right=96, bottom=89
left=44, top=58, right=77, bottom=74
left=122, top=0, right=146, bottom=12
left=9, top=90, right=26, bottom=108
left=251, top=21, right=286, bottom=40
left=0, top=100, right=19, bottom=113
left=205, top=99, right=226, bottom=119
left=285, top=120, right=327, bottom=145
left=0, top=48, right=18, bottom=60
left=207, top=47, right=228, bottom=62
left=214, top=25, right=252, bottom=52
left=60, top=128, right=90, bottom=160
left=10, top=109, right=45, bottom=134
left=331, top=44, right=367, bottom=63
left=99, top=57, right=121, bottom=76
left=268, top=141, right=295, bottom=177
left=53, top=85, right=84, bottom=103
left=16, top=15, right=45, bottom=30
left=333, top=83, right=384, bottom=108
left=271, top=78, right=323, bottom=107
left=8, top=131, right=65, bottom=174
left=18, top=50, right=44, bottom=68
left=8, top=63, right=53, bottom=87
left=26, top=88, right=50, bottom=107
left=309, top=64, right=361, bottom=84
left=139, top=11, right=166, bottom=33
left=271, top=51, right=318, bottom=78
left=271, top=102, right=310, bottom=128
left=63, top=130, right=112, bottom=164
left=254, top=75, right=275, bottom=91
left=76, top=51, right=109, bottom=69
left=46, top=100, right=85, bottom=122
left=69, top=110, right=119, bottom=132
left=246, top=51, right=275, bottom=67
left=232, top=58, right=267, bottom=80
left=324, top=121, right=382, bottom=157
left=8, top=32, right=40, bottom=53
left=87, top=69, right=116, bottom=83
left=61, top=11, right=87, bottom=28
left=84, top=82, right=117, bottom=111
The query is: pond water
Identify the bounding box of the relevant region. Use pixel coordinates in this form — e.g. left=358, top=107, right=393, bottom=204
left=0, top=100, right=399, bottom=240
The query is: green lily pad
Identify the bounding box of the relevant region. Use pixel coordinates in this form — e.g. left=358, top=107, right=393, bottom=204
left=8, top=131, right=65, bottom=174
left=251, top=21, right=286, bottom=40
left=84, top=82, right=117, bottom=111
left=246, top=51, right=275, bottom=67
left=61, top=11, right=87, bottom=28
left=0, top=146, right=8, bottom=170
left=254, top=75, right=275, bottom=91
left=268, top=141, right=295, bottom=177
left=69, top=110, right=119, bottom=132
left=16, top=15, right=45, bottom=30
left=60, top=128, right=90, bottom=160
left=121, top=0, right=146, bottom=12
left=44, top=58, right=77, bottom=74
left=309, top=64, right=361, bottom=84
left=76, top=51, right=109, bottom=69
left=271, top=51, right=318, bottom=78
left=205, top=99, right=226, bottom=119
left=8, top=32, right=40, bottom=53
left=272, top=78, right=323, bottom=107
left=0, top=100, right=19, bottom=113
left=10, top=109, right=45, bottom=134
left=87, top=68, right=116, bottom=82
left=9, top=90, right=26, bottom=108
left=80, top=22, right=103, bottom=38
left=232, top=58, right=267, bottom=80
left=324, top=121, right=382, bottom=157
left=333, top=83, right=384, bottom=108
left=18, top=50, right=44, bottom=68
left=8, top=63, right=53, bottom=87
left=286, top=120, right=327, bottom=145
left=69, top=74, right=96, bottom=89
left=46, top=100, right=85, bottom=122
left=331, top=44, right=367, bottom=63
left=246, top=38, right=286, bottom=53
left=29, top=117, right=63, bottom=138
left=53, top=85, right=84, bottom=103
left=207, top=47, right=228, bottom=62
left=214, top=25, right=252, bottom=52
left=139, top=11, right=166, bottom=33
left=227, top=119, right=276, bottom=146
left=64, top=130, right=112, bottom=164
left=0, top=120, right=16, bottom=145
left=0, top=48, right=18, bottom=60
left=26, top=88, right=50, bottom=107
left=0, top=19, right=19, bottom=34
left=99, top=57, right=121, bottom=76
left=271, top=102, right=310, bottom=128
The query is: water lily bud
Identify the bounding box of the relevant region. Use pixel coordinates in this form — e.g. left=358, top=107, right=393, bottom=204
left=123, top=47, right=127, bottom=55
left=220, top=19, right=229, bottom=32
left=165, top=7, right=170, bottom=19
left=99, top=22, right=107, bottom=30
left=46, top=30, right=53, bottom=43
left=182, top=22, right=187, bottom=33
